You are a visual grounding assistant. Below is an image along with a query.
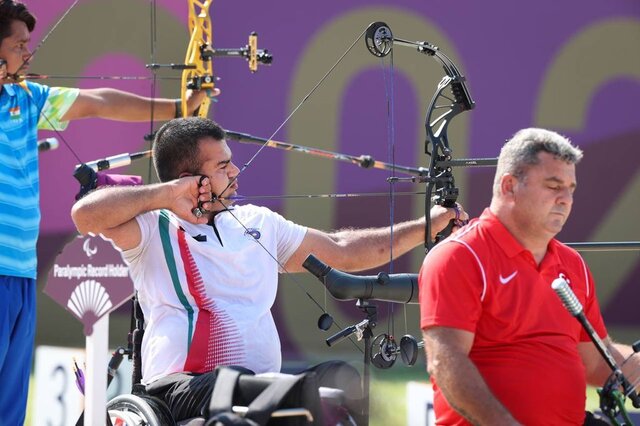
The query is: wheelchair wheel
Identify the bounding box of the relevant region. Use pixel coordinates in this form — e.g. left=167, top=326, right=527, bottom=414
left=108, top=393, right=176, bottom=426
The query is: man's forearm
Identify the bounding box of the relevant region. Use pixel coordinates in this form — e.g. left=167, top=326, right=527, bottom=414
left=100, top=89, right=177, bottom=120
left=324, top=205, right=462, bottom=271
left=65, top=88, right=208, bottom=122
left=72, top=183, right=169, bottom=235
left=74, top=89, right=177, bottom=121
left=430, top=349, right=520, bottom=425
left=330, top=217, right=424, bottom=271
left=611, top=342, right=640, bottom=391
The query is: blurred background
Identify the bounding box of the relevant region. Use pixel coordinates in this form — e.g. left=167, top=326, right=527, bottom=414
left=25, top=0, right=640, bottom=424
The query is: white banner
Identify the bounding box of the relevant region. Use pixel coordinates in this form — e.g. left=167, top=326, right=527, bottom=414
left=406, top=381, right=435, bottom=426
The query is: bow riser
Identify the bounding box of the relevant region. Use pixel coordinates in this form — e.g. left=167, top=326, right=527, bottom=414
left=424, top=76, right=473, bottom=248
left=181, top=0, right=214, bottom=118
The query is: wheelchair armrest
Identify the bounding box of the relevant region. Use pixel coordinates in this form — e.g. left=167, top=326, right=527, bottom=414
left=232, top=406, right=314, bottom=422
left=319, top=386, right=346, bottom=406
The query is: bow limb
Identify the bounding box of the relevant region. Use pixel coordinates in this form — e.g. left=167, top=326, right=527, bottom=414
left=181, top=0, right=214, bottom=118
left=423, top=58, right=475, bottom=249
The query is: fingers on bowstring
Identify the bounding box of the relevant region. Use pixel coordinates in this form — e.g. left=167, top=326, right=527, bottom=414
left=193, top=174, right=215, bottom=219
left=197, top=175, right=210, bottom=192
left=197, top=175, right=214, bottom=202
left=197, top=197, right=215, bottom=213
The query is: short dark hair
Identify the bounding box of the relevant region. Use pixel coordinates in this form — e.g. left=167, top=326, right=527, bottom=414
left=0, top=1, right=36, bottom=44
left=153, top=117, right=226, bottom=182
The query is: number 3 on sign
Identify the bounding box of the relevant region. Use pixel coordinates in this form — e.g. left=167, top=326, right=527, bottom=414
left=32, top=345, right=132, bottom=426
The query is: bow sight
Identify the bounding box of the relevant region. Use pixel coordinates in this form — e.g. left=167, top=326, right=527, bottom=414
left=145, top=32, right=271, bottom=85
left=150, top=0, right=273, bottom=119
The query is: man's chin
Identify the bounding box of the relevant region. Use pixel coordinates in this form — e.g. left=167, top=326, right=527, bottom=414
left=546, top=220, right=565, bottom=236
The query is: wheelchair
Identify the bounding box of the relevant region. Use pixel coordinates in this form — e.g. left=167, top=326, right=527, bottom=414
left=100, top=295, right=356, bottom=426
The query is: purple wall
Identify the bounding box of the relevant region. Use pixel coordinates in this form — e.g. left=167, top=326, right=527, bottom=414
left=28, top=0, right=640, bottom=355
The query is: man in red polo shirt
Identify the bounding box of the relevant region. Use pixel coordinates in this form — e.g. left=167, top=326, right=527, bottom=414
left=419, top=128, right=638, bottom=425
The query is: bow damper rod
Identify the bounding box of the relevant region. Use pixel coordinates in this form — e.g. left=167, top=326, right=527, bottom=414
left=302, top=254, right=418, bottom=304
left=552, top=277, right=640, bottom=408
left=75, top=150, right=153, bottom=173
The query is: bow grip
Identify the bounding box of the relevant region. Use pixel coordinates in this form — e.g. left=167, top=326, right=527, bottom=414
left=434, top=195, right=459, bottom=243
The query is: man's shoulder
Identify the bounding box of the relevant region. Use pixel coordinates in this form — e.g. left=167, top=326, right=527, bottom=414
left=132, top=209, right=163, bottom=231
left=20, top=81, right=49, bottom=98
left=428, top=222, right=486, bottom=258
left=425, top=220, right=498, bottom=273
left=23, top=80, right=47, bottom=90
left=231, top=204, right=278, bottom=220
left=449, top=219, right=491, bottom=247
left=551, top=239, right=584, bottom=263
left=236, top=203, right=271, bottom=213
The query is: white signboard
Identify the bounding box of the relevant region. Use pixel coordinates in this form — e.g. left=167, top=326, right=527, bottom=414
left=32, top=345, right=132, bottom=426
left=406, top=381, right=435, bottom=426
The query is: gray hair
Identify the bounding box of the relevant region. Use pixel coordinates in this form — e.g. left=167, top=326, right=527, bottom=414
left=493, top=128, right=583, bottom=194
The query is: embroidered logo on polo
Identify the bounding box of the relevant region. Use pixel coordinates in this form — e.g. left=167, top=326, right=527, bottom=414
left=244, top=228, right=261, bottom=240
left=9, top=106, right=20, bottom=120
left=499, top=270, right=518, bottom=285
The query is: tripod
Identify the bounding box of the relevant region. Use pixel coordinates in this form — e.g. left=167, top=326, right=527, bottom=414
left=324, top=299, right=377, bottom=426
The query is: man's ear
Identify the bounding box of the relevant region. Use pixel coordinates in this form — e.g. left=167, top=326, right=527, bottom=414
left=0, top=59, right=7, bottom=79
left=178, top=172, right=192, bottom=179
left=500, top=173, right=517, bottom=199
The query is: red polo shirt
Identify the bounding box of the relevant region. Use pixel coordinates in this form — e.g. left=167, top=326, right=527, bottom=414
left=419, top=209, right=607, bottom=426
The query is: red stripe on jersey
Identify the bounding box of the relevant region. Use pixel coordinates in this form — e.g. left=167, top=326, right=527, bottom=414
left=177, top=229, right=245, bottom=372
